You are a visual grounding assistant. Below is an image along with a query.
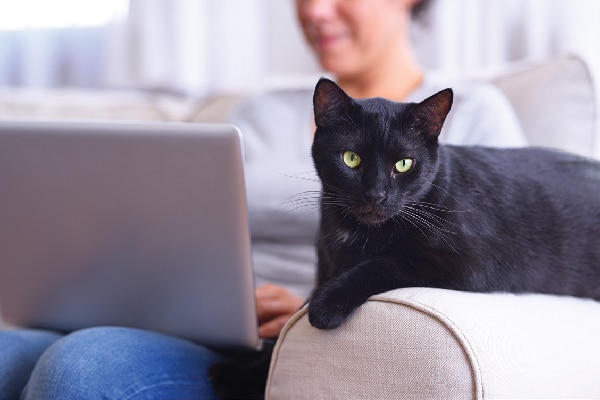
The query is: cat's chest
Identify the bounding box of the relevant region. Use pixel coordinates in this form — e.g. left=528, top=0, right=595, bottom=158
left=321, top=212, right=461, bottom=264
left=322, top=221, right=407, bottom=258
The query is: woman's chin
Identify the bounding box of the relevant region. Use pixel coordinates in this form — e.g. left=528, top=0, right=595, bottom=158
left=316, top=52, right=360, bottom=77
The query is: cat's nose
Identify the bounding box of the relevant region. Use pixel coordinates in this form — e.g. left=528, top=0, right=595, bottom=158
left=365, top=189, right=387, bottom=205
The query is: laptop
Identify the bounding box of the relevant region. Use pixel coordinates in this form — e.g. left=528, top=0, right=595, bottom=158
left=0, top=118, right=263, bottom=351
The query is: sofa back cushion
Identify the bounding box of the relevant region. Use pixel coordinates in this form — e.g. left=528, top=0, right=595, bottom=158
left=493, top=54, right=599, bottom=159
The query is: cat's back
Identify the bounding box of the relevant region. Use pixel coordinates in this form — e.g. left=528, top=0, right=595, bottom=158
left=440, top=145, right=600, bottom=222
left=445, top=145, right=600, bottom=187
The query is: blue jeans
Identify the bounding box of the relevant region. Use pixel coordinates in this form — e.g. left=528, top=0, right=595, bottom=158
left=0, top=327, right=225, bottom=399
left=0, top=329, right=62, bottom=400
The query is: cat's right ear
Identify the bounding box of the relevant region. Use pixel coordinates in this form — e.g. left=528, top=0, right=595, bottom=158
left=313, top=78, right=354, bottom=128
left=411, top=88, right=453, bottom=141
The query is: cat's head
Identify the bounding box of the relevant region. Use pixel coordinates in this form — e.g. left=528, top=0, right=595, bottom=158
left=311, top=78, right=453, bottom=225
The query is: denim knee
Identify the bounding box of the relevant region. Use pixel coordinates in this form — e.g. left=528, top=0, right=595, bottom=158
left=23, top=326, right=224, bottom=400
left=0, top=329, right=61, bottom=400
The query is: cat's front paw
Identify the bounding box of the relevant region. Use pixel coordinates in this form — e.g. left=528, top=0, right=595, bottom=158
left=308, top=285, right=358, bottom=330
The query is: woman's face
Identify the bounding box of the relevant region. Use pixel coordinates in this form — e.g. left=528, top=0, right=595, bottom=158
left=295, top=0, right=413, bottom=78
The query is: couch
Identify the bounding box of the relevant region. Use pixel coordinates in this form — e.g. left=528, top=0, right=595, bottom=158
left=266, top=54, right=600, bottom=399
left=1, top=53, right=600, bottom=399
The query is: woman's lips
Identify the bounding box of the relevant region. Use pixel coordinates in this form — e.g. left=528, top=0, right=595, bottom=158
left=315, top=35, right=340, bottom=48
left=310, top=31, right=347, bottom=51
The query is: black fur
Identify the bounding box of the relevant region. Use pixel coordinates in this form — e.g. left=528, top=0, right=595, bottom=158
left=209, top=351, right=272, bottom=399
left=210, top=78, right=600, bottom=397
left=309, top=78, right=600, bottom=329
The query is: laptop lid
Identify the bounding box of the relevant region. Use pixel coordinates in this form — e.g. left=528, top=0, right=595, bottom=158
left=0, top=118, right=261, bottom=351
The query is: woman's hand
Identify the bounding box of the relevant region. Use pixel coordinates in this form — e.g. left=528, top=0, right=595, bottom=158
left=255, top=283, right=305, bottom=338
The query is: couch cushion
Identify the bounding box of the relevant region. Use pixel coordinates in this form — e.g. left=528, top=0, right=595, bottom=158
left=492, top=54, right=599, bottom=159
left=0, top=88, right=199, bottom=122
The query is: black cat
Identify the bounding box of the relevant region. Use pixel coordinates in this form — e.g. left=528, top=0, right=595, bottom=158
left=309, top=77, right=600, bottom=329
left=211, top=78, right=600, bottom=398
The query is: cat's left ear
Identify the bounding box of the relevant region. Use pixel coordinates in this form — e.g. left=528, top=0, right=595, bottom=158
left=313, top=78, right=354, bottom=129
left=410, top=88, right=453, bottom=141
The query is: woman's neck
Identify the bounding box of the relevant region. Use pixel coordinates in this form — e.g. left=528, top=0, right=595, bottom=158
left=336, top=46, right=423, bottom=102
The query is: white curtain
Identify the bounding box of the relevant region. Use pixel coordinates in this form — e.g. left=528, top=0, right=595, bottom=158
left=104, top=0, right=269, bottom=94
left=412, top=0, right=600, bottom=76
left=0, top=27, right=109, bottom=87
left=112, top=0, right=600, bottom=90
left=0, top=0, right=598, bottom=92
left=0, top=0, right=128, bottom=88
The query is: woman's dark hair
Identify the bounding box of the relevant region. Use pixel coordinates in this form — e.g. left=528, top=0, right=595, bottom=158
left=411, top=0, right=433, bottom=22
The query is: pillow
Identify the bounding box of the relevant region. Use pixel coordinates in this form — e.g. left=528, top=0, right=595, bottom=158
left=492, top=53, right=599, bottom=159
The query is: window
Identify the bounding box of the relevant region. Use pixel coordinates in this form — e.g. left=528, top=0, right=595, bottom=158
left=0, top=0, right=128, bottom=30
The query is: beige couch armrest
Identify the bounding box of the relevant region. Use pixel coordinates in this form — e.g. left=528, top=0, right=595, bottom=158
left=267, top=288, right=600, bottom=400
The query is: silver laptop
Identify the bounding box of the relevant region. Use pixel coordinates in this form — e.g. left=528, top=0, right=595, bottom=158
left=0, top=118, right=262, bottom=351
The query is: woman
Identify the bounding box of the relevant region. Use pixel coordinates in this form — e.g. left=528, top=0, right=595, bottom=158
left=231, top=0, right=525, bottom=338
left=0, top=1, right=525, bottom=398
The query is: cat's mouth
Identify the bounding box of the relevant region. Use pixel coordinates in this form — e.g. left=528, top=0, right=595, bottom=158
left=351, top=208, right=393, bottom=225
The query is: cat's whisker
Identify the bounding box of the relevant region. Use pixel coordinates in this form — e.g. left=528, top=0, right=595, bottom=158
left=280, top=197, right=320, bottom=207
left=276, top=206, right=320, bottom=218
left=283, top=190, right=321, bottom=198
left=279, top=198, right=319, bottom=208
left=399, top=208, right=461, bottom=255
left=391, top=212, right=410, bottom=231
left=320, top=197, right=352, bottom=207
left=422, top=180, right=480, bottom=213
left=397, top=208, right=451, bottom=245
left=281, top=171, right=320, bottom=183
left=277, top=173, right=327, bottom=216
left=406, top=201, right=465, bottom=214
left=338, top=207, right=356, bottom=224
left=403, top=205, right=461, bottom=233
left=399, top=209, right=440, bottom=237
left=274, top=192, right=324, bottom=219
left=320, top=188, right=358, bottom=209
left=393, top=211, right=433, bottom=247
left=280, top=203, right=319, bottom=212
left=279, top=191, right=320, bottom=207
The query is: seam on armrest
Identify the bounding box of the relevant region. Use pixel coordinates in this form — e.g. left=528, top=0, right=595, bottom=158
left=370, top=295, right=484, bottom=400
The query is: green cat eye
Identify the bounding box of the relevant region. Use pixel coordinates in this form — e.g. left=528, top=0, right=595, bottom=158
left=394, top=158, right=414, bottom=173
left=343, top=151, right=362, bottom=168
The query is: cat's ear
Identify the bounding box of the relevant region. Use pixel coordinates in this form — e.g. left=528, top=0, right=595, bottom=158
left=411, top=88, right=453, bottom=140
left=313, top=78, right=354, bottom=128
